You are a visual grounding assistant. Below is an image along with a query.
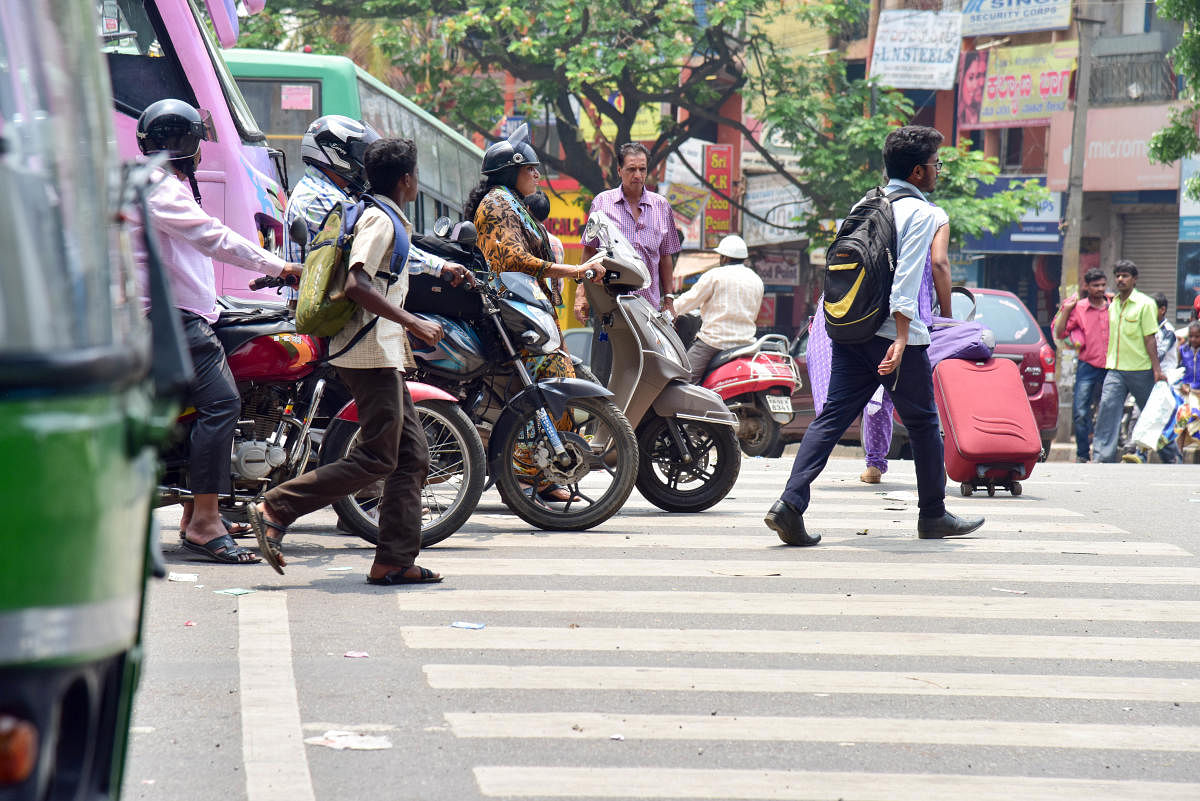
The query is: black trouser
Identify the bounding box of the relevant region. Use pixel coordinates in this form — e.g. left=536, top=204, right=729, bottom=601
left=181, top=312, right=240, bottom=496
left=265, top=367, right=429, bottom=567
left=782, top=337, right=946, bottom=520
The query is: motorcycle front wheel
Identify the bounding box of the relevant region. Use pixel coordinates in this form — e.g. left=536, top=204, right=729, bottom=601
left=635, top=414, right=741, bottom=513
left=491, top=395, right=637, bottom=531
left=322, top=399, right=485, bottom=548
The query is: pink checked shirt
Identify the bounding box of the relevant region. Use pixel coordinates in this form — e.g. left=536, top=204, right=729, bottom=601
left=583, top=186, right=681, bottom=307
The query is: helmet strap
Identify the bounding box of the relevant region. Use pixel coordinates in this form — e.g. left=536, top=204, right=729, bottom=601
left=170, top=156, right=203, bottom=204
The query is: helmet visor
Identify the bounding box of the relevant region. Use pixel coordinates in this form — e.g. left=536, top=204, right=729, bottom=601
left=152, top=108, right=216, bottom=158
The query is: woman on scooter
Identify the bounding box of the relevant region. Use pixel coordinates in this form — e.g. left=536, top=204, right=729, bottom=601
left=464, top=125, right=595, bottom=502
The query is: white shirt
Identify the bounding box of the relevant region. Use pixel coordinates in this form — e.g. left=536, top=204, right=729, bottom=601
left=132, top=169, right=286, bottom=322
left=1158, top=319, right=1179, bottom=371
left=875, top=179, right=937, bottom=346
left=672, top=261, right=764, bottom=349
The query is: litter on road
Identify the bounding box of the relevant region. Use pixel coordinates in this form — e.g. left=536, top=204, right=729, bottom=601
left=343, top=651, right=369, bottom=658
left=304, top=731, right=393, bottom=750
left=167, top=572, right=198, bottom=582
left=451, top=621, right=486, bottom=629
left=213, top=588, right=256, bottom=596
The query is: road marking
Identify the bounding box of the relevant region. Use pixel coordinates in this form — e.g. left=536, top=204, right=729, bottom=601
left=462, top=515, right=1124, bottom=533
left=418, top=557, right=1200, bottom=585
left=614, top=500, right=1086, bottom=517
left=427, top=664, right=1200, bottom=702
left=440, top=532, right=1189, bottom=556
left=404, top=626, right=1200, bottom=663
left=448, top=712, right=1200, bottom=751
left=396, top=589, right=1200, bottom=622
left=238, top=593, right=315, bottom=801
left=473, top=766, right=1200, bottom=800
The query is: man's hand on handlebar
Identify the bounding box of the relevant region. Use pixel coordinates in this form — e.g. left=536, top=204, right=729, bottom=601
left=441, top=262, right=475, bottom=288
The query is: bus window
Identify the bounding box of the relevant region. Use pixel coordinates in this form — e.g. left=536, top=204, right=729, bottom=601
left=101, top=0, right=196, bottom=116
left=237, top=78, right=321, bottom=190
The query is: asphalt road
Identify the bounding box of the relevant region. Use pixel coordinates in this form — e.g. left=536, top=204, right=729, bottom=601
left=125, top=457, right=1200, bottom=800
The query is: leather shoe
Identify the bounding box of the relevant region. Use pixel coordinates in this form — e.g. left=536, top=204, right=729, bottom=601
left=764, top=500, right=821, bottom=546
left=917, top=511, right=985, bottom=539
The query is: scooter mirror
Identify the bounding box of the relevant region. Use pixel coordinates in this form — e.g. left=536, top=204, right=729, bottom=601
left=288, top=216, right=309, bottom=249
left=433, top=216, right=452, bottom=238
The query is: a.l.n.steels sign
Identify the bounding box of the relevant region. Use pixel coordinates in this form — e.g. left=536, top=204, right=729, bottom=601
left=961, top=0, right=1071, bottom=37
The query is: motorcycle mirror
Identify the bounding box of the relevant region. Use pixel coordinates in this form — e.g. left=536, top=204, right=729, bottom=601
left=288, top=216, right=309, bottom=249
left=433, top=216, right=452, bottom=238
left=452, top=221, right=478, bottom=246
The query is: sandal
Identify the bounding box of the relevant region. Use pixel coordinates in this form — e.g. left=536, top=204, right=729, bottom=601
left=179, top=516, right=252, bottom=540
left=180, top=533, right=261, bottom=564
left=366, top=566, right=443, bottom=586
left=248, top=504, right=288, bottom=575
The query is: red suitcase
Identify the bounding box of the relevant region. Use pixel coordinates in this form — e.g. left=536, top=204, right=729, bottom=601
left=932, top=358, right=1041, bottom=497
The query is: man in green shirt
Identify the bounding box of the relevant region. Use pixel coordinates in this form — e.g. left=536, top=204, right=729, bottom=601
left=1092, top=260, right=1166, bottom=462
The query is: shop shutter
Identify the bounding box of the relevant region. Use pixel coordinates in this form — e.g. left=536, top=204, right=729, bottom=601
left=1120, top=213, right=1178, bottom=303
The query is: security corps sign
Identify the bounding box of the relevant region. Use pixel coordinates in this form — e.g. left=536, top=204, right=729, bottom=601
left=961, top=0, right=1072, bottom=37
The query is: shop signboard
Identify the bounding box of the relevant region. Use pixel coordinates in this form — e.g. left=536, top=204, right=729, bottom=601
left=870, top=10, right=962, bottom=91
left=743, top=173, right=810, bottom=248
left=1047, top=104, right=1181, bottom=192
left=960, top=43, right=1076, bottom=131
left=1179, top=156, right=1200, bottom=241
left=703, top=144, right=734, bottom=249
left=961, top=0, right=1072, bottom=37
left=962, top=176, right=1063, bottom=254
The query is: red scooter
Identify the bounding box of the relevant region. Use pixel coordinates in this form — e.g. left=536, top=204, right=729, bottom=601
left=158, top=278, right=483, bottom=548
left=675, top=311, right=801, bottom=458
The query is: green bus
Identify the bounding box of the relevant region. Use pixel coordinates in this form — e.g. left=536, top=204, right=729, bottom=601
left=224, top=49, right=483, bottom=232
left=0, top=1, right=188, bottom=797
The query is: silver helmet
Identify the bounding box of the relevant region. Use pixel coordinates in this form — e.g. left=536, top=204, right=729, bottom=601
left=300, top=115, right=381, bottom=191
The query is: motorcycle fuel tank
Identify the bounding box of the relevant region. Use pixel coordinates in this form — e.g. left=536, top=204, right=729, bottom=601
left=227, top=333, right=321, bottom=381
left=410, top=314, right=487, bottom=375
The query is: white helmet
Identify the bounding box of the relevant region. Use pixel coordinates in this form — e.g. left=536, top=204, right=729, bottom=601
left=300, top=115, right=380, bottom=191
left=714, top=234, right=748, bottom=260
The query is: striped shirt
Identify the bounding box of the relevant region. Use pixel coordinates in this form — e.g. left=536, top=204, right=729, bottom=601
left=672, top=262, right=764, bottom=349
left=583, top=186, right=681, bottom=307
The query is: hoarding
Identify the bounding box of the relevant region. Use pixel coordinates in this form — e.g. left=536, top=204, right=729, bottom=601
left=870, top=10, right=963, bottom=91
left=961, top=0, right=1072, bottom=37
left=960, top=43, right=1077, bottom=131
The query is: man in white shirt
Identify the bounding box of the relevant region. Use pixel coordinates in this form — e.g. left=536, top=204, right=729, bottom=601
left=672, top=234, right=764, bottom=383
left=766, top=126, right=984, bottom=546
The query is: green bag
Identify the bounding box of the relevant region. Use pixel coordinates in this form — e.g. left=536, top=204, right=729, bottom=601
left=294, top=200, right=362, bottom=337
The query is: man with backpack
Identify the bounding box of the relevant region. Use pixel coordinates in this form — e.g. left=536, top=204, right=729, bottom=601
left=765, top=126, right=984, bottom=546
left=249, top=138, right=455, bottom=585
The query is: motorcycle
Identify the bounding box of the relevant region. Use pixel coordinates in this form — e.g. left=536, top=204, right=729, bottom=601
left=158, top=271, right=484, bottom=548
left=577, top=212, right=742, bottom=511
left=391, top=217, right=640, bottom=532
left=674, top=310, right=801, bottom=458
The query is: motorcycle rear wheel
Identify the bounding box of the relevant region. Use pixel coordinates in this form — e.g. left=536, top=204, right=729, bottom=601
left=635, top=414, right=740, bottom=512
left=736, top=401, right=783, bottom=458
left=322, top=399, right=485, bottom=548
left=491, top=395, right=637, bottom=531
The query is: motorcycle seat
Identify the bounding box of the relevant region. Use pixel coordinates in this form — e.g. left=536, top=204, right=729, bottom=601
left=705, top=342, right=760, bottom=374
left=213, top=311, right=295, bottom=356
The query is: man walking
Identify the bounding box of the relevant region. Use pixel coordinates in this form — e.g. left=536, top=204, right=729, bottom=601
left=764, top=126, right=984, bottom=546
left=672, top=234, right=763, bottom=383
left=1091, top=260, right=1166, bottom=463
left=577, top=142, right=682, bottom=382
left=1054, top=267, right=1109, bottom=462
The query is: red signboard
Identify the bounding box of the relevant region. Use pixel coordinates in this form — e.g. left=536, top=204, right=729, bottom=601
left=703, top=144, right=733, bottom=249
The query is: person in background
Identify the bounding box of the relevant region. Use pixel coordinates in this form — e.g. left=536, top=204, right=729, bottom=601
left=672, top=234, right=763, bottom=383
left=1155, top=293, right=1180, bottom=372
left=131, top=99, right=302, bottom=564
left=525, top=190, right=565, bottom=306
left=577, top=142, right=682, bottom=383
left=1054, top=267, right=1110, bottom=463
left=1179, top=321, right=1200, bottom=391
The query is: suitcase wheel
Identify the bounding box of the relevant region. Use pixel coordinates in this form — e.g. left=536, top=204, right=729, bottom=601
left=987, top=483, right=996, bottom=497
left=1011, top=481, right=1022, bottom=497
left=959, top=482, right=973, bottom=497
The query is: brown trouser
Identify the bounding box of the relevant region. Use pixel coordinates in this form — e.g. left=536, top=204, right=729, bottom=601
left=264, top=367, right=429, bottom=567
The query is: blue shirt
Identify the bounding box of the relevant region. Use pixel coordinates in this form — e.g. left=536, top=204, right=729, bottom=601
left=875, top=179, right=938, bottom=346
left=1181, top=342, right=1200, bottom=386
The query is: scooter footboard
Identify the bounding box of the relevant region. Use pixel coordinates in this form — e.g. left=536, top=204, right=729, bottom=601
left=652, top=381, right=738, bottom=427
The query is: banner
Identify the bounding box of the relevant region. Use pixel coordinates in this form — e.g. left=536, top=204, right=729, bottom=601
left=870, top=11, right=963, bottom=91
left=961, top=176, right=1063, bottom=254
left=961, top=43, right=1077, bottom=131
left=702, top=144, right=734, bottom=249
left=742, top=173, right=810, bottom=248
left=961, top=0, right=1072, bottom=37
left=1179, top=157, right=1200, bottom=241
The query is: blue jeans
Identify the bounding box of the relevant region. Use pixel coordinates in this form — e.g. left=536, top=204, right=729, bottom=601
left=1092, top=369, right=1156, bottom=463
left=1072, top=361, right=1106, bottom=460
left=783, top=338, right=946, bottom=520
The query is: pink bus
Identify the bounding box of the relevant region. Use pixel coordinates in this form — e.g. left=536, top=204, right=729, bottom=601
left=101, top=0, right=286, bottom=299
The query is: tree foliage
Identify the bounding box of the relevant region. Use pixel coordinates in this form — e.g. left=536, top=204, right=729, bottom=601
left=1149, top=0, right=1200, bottom=199
left=239, top=0, right=1043, bottom=244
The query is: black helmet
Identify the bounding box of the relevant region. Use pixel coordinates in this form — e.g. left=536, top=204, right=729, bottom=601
left=301, top=115, right=380, bottom=191
left=482, top=123, right=539, bottom=175
left=136, top=99, right=209, bottom=159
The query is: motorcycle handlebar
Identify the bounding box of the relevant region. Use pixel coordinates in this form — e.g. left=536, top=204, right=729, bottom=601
left=249, top=274, right=298, bottom=291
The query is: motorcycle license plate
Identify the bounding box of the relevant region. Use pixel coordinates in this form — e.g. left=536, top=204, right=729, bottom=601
left=765, top=395, right=793, bottom=414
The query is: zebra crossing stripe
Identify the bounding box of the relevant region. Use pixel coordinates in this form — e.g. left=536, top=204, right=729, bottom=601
left=472, top=766, right=1200, bottom=800
left=425, top=664, right=1200, bottom=702
left=402, top=626, right=1200, bottom=663
left=441, top=532, right=1189, bottom=556
left=395, top=589, right=1200, bottom=622
left=413, top=557, right=1200, bottom=585
left=609, top=501, right=1085, bottom=517
left=463, top=516, right=1124, bottom=533
left=447, top=712, right=1200, bottom=751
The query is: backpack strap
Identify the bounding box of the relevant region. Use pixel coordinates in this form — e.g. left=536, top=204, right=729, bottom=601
left=884, top=187, right=922, bottom=203
left=323, top=197, right=413, bottom=363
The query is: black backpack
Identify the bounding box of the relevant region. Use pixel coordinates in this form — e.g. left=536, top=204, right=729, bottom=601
left=822, top=187, right=919, bottom=344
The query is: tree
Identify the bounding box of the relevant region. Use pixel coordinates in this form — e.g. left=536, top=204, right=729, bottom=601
left=1149, top=0, right=1200, bottom=198
left=241, top=0, right=1044, bottom=243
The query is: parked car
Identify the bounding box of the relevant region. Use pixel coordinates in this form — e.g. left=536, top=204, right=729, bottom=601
left=780, top=288, right=1058, bottom=459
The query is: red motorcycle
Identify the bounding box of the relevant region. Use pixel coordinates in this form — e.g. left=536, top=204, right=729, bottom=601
left=158, top=285, right=484, bottom=548
left=675, top=311, right=801, bottom=458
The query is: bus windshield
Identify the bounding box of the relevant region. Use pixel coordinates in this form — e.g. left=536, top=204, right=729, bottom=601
left=187, top=0, right=266, bottom=144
